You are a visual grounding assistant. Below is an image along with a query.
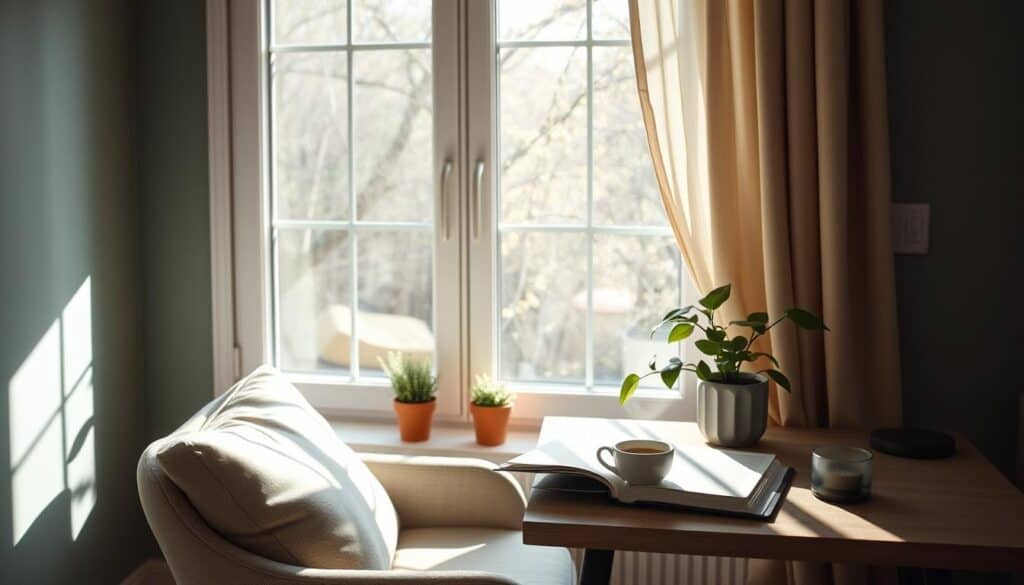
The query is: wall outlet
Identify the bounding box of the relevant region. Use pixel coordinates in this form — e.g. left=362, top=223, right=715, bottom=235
left=891, top=203, right=930, bottom=254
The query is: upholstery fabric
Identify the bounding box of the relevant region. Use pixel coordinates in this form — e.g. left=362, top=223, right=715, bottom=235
left=155, top=366, right=399, bottom=570
left=629, top=0, right=902, bottom=583
left=362, top=454, right=526, bottom=530
left=393, top=528, right=574, bottom=585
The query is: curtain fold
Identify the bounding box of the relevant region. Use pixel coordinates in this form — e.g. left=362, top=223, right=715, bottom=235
left=630, top=0, right=902, bottom=583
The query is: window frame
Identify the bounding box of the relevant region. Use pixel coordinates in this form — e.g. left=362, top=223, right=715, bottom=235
left=211, top=0, right=697, bottom=424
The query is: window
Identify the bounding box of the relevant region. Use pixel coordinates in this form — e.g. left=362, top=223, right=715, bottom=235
left=220, top=0, right=697, bottom=421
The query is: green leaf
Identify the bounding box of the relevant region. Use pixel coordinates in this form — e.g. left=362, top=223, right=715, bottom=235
left=760, top=369, right=792, bottom=392
left=747, top=312, right=769, bottom=324
left=647, top=355, right=657, bottom=371
left=662, top=306, right=694, bottom=321
left=668, top=323, right=695, bottom=343
left=707, top=329, right=727, bottom=342
left=729, top=319, right=761, bottom=327
left=660, top=361, right=682, bottom=388
left=695, top=339, right=722, bottom=355
left=619, top=373, right=641, bottom=404
left=728, top=336, right=748, bottom=351
left=695, top=360, right=712, bottom=381
left=749, top=352, right=780, bottom=367
left=785, top=308, right=829, bottom=331
left=698, top=284, right=732, bottom=311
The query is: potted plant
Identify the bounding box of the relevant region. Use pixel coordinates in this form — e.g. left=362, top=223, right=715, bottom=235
left=469, top=375, right=515, bottom=446
left=379, top=352, right=437, bottom=442
left=619, top=284, right=827, bottom=447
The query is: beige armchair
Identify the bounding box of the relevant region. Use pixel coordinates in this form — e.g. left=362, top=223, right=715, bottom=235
left=138, top=368, right=574, bottom=585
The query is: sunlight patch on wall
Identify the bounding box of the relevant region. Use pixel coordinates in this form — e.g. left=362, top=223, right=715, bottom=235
left=9, top=320, right=64, bottom=545
left=62, top=279, right=96, bottom=539
left=8, top=277, right=96, bottom=544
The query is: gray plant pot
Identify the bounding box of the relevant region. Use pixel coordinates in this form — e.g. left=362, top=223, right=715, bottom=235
left=697, top=373, right=769, bottom=447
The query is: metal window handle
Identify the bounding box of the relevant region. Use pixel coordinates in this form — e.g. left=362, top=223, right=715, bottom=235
left=440, top=160, right=452, bottom=241
left=472, top=160, right=485, bottom=240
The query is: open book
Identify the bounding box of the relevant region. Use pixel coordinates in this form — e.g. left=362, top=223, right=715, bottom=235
left=500, top=438, right=792, bottom=519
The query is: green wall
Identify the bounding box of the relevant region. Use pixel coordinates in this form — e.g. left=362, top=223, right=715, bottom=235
left=137, top=0, right=214, bottom=440
left=0, top=0, right=150, bottom=582
left=886, top=0, right=1024, bottom=478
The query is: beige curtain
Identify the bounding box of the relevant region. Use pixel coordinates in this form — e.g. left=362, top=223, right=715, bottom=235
left=630, top=0, right=902, bottom=583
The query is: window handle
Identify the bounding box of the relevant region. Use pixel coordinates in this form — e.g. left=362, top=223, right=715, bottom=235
left=440, top=160, right=452, bottom=241
left=472, top=160, right=485, bottom=240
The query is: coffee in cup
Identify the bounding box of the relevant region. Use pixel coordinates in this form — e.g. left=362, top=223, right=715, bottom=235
left=596, top=439, right=674, bottom=485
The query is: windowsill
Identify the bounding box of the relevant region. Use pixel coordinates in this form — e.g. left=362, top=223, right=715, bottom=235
left=331, top=418, right=540, bottom=462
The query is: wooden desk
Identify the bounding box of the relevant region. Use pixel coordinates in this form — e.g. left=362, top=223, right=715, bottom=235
left=522, top=417, right=1024, bottom=584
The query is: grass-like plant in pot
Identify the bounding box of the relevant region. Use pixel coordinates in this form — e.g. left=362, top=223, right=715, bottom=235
left=470, top=375, right=515, bottom=446
left=379, top=351, right=437, bottom=442
left=620, top=284, right=827, bottom=447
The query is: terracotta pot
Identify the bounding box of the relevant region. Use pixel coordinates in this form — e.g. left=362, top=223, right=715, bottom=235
left=393, top=398, right=436, bottom=442
left=470, top=403, right=512, bottom=446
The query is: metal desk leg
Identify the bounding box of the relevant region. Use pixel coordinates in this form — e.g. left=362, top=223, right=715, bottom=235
left=579, top=549, right=614, bottom=585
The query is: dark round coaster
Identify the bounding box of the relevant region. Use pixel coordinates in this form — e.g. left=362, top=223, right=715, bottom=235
left=870, top=428, right=955, bottom=459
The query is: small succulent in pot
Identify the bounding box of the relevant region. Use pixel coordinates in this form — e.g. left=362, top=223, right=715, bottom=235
left=619, top=284, right=827, bottom=446
left=379, top=352, right=437, bottom=442
left=470, top=375, right=515, bottom=446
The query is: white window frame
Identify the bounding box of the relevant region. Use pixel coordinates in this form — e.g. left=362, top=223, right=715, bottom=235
left=209, top=0, right=697, bottom=424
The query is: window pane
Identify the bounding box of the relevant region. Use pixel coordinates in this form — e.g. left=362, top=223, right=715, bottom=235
left=500, top=232, right=586, bottom=383
left=592, top=235, right=681, bottom=388
left=273, top=52, right=349, bottom=220
left=274, top=0, right=347, bottom=45
left=353, top=0, right=431, bottom=42
left=592, top=46, right=661, bottom=225
left=357, top=230, right=434, bottom=377
left=354, top=50, right=433, bottom=222
left=277, top=229, right=351, bottom=373
left=498, top=0, right=587, bottom=42
left=499, top=47, right=587, bottom=225
left=592, top=0, right=630, bottom=40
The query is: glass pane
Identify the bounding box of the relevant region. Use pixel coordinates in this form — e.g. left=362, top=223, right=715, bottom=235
left=354, top=50, right=433, bottom=221
left=593, top=0, right=630, bottom=40
left=277, top=229, right=351, bottom=373
left=357, top=230, right=434, bottom=378
left=499, top=47, right=587, bottom=224
left=273, top=52, right=349, bottom=220
left=353, top=0, right=431, bottom=42
left=500, top=232, right=586, bottom=383
left=592, top=47, right=662, bottom=225
left=592, top=235, right=681, bottom=388
left=498, top=0, right=587, bottom=42
left=273, top=0, right=347, bottom=46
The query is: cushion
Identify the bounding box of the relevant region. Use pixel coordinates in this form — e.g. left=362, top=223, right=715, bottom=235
left=156, top=365, right=398, bottom=569
left=393, top=527, right=575, bottom=585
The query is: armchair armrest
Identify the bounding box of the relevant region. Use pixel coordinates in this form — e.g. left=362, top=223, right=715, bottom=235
left=362, top=454, right=526, bottom=530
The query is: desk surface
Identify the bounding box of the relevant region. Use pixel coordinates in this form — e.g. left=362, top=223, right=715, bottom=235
left=522, top=417, right=1024, bottom=571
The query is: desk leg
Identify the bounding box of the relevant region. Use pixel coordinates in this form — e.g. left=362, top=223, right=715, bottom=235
left=579, top=549, right=614, bottom=585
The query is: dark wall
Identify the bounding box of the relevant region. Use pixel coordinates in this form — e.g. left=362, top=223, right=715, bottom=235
left=137, top=0, right=214, bottom=440
left=0, top=0, right=149, bottom=582
left=886, top=1, right=1024, bottom=477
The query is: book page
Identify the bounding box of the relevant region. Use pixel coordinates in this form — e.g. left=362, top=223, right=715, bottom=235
left=506, top=418, right=776, bottom=499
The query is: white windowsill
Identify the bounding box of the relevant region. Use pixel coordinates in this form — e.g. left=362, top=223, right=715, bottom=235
left=331, top=418, right=540, bottom=462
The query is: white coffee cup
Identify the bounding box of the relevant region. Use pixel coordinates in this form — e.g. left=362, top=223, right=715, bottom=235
left=596, top=440, right=674, bottom=485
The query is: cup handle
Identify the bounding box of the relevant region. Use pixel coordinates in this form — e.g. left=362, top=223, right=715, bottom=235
left=596, top=446, right=619, bottom=477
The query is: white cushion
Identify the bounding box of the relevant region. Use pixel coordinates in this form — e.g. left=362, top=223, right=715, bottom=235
left=393, top=527, right=575, bottom=585
left=156, top=366, right=398, bottom=570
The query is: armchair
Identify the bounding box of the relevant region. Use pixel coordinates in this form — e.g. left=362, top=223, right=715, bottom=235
left=138, top=368, right=573, bottom=585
